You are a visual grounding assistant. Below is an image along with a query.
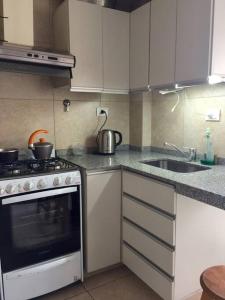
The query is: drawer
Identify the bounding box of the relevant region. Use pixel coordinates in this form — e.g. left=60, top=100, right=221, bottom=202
left=123, top=244, right=173, bottom=300
left=123, top=220, right=174, bottom=276
left=123, top=195, right=175, bottom=246
left=123, top=171, right=176, bottom=215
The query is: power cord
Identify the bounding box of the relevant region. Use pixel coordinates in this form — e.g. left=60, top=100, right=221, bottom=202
left=98, top=110, right=108, bottom=132
left=96, top=110, right=108, bottom=146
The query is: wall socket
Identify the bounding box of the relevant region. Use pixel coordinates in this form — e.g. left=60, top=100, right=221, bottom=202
left=96, top=107, right=109, bottom=117
left=205, top=109, right=221, bottom=122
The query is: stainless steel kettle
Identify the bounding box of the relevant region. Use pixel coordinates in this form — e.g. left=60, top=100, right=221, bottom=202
left=97, top=129, right=122, bottom=154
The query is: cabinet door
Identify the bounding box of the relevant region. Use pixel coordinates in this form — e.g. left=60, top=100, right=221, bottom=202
left=68, top=0, right=103, bottom=92
left=149, top=0, right=176, bottom=87
left=103, top=8, right=129, bottom=93
left=130, top=2, right=150, bottom=91
left=175, top=195, right=225, bottom=299
left=86, top=171, right=121, bottom=273
left=2, top=0, right=33, bottom=45
left=175, top=0, right=213, bottom=84
left=211, top=0, right=225, bottom=77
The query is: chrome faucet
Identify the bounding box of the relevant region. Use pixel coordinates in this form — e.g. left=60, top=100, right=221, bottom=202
left=164, top=142, right=197, bottom=162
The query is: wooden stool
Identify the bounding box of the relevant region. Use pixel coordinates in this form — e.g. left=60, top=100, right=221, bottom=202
left=200, top=266, right=225, bottom=299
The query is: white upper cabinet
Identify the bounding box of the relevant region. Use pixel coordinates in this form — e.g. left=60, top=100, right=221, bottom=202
left=54, top=0, right=129, bottom=93
left=0, top=0, right=33, bottom=46
left=130, top=0, right=177, bottom=91
left=54, top=0, right=103, bottom=92
left=130, top=3, right=150, bottom=91
left=175, top=0, right=213, bottom=85
left=103, top=8, right=129, bottom=94
left=149, top=0, right=177, bottom=88
left=69, top=1, right=103, bottom=92
left=175, top=0, right=225, bottom=85
left=211, top=0, right=225, bottom=78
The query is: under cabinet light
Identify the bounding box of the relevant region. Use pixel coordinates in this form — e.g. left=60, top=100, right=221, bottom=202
left=208, top=75, right=225, bottom=85
left=158, top=87, right=184, bottom=95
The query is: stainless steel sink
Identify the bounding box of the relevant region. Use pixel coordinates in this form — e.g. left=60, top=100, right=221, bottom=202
left=140, top=159, right=210, bottom=173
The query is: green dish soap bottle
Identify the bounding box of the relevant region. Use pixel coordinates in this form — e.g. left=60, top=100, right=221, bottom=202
left=203, top=128, right=215, bottom=165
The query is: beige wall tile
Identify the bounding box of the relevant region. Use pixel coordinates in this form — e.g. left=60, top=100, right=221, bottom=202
left=0, top=72, right=53, bottom=100
left=53, top=85, right=101, bottom=102
left=185, top=84, right=225, bottom=99
left=0, top=72, right=130, bottom=150
left=151, top=90, right=184, bottom=148
left=130, top=93, right=143, bottom=147
left=151, top=84, right=225, bottom=157
left=54, top=98, right=130, bottom=150
left=101, top=93, right=130, bottom=103
left=100, top=100, right=130, bottom=145
left=142, top=92, right=152, bottom=147
left=0, top=99, right=55, bottom=149
left=33, top=0, right=52, bottom=49
left=184, top=96, right=225, bottom=157
left=54, top=100, right=100, bottom=149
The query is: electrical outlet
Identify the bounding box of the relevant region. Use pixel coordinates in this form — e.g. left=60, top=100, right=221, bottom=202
left=96, top=107, right=109, bottom=117
left=205, top=109, right=221, bottom=121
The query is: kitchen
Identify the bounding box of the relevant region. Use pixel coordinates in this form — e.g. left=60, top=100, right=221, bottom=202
left=0, top=0, right=225, bottom=300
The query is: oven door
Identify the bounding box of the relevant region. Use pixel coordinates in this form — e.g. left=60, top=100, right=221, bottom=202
left=0, top=186, right=81, bottom=273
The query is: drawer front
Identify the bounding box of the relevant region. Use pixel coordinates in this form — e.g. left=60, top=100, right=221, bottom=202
left=123, top=244, right=173, bottom=300
left=123, top=171, right=176, bottom=215
left=123, top=220, right=174, bottom=276
left=123, top=195, right=175, bottom=246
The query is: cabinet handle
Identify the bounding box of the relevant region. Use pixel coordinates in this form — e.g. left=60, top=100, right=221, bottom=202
left=0, top=16, right=8, bottom=19
left=0, top=39, right=8, bottom=42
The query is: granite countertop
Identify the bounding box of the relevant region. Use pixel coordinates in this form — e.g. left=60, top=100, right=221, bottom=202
left=60, top=150, right=225, bottom=210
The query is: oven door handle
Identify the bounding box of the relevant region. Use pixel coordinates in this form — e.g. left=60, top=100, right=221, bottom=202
left=2, top=187, right=77, bottom=205
left=5, top=253, right=78, bottom=280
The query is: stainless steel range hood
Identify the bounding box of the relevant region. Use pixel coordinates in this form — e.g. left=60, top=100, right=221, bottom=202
left=0, top=43, right=75, bottom=78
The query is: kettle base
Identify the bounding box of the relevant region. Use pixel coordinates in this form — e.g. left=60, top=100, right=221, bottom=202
left=97, top=152, right=115, bottom=155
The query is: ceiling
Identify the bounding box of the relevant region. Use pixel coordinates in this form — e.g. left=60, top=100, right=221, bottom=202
left=103, top=0, right=150, bottom=12
left=84, top=0, right=150, bottom=12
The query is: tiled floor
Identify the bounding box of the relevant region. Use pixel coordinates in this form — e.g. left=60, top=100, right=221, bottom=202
left=38, top=266, right=202, bottom=300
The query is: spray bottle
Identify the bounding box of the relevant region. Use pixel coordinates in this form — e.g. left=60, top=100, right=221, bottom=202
left=205, top=128, right=214, bottom=163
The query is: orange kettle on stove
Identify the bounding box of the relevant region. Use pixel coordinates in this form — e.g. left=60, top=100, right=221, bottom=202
left=28, top=129, right=53, bottom=160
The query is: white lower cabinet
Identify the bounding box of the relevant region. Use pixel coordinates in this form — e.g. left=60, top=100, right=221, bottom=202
left=174, top=194, right=225, bottom=299
left=123, top=244, right=173, bottom=300
left=123, top=220, right=174, bottom=276
left=122, top=171, right=175, bottom=300
left=122, top=171, right=225, bottom=300
left=123, top=195, right=175, bottom=246
left=85, top=170, right=121, bottom=273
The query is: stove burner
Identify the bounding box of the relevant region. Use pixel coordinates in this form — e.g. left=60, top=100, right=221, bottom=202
left=0, top=158, right=77, bottom=179
left=12, top=169, right=21, bottom=175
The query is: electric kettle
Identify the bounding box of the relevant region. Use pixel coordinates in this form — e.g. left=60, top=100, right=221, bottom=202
left=97, top=129, right=122, bottom=155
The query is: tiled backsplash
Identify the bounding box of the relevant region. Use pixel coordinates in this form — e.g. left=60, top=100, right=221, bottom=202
left=1, top=0, right=225, bottom=157
left=151, top=84, right=225, bottom=157
left=0, top=0, right=130, bottom=152
left=129, top=91, right=152, bottom=149
left=0, top=71, right=129, bottom=151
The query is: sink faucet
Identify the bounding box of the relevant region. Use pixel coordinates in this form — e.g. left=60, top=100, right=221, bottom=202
left=164, top=142, right=197, bottom=162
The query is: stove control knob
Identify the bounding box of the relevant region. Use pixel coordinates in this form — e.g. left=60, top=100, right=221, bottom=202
left=0, top=187, right=5, bottom=195
left=53, top=177, right=62, bottom=186
left=65, top=176, right=73, bottom=185
left=6, top=184, right=16, bottom=194
left=23, top=181, right=34, bottom=192
left=37, top=179, right=47, bottom=189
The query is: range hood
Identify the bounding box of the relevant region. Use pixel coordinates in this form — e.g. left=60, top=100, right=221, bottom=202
left=0, top=43, right=75, bottom=78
